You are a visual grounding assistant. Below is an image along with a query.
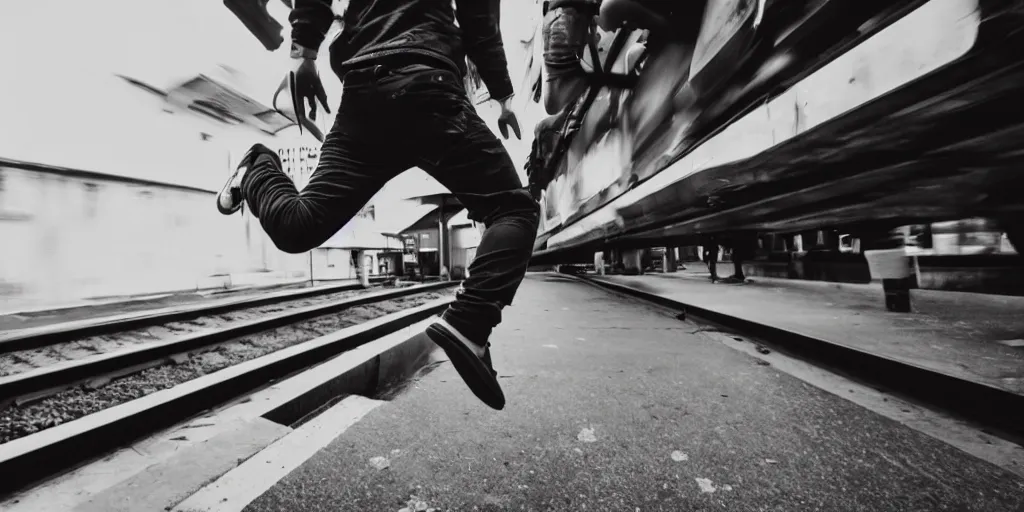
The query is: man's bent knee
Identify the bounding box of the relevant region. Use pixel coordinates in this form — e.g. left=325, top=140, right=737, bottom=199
left=265, top=229, right=326, bottom=254
left=507, top=192, right=542, bottom=232
left=479, top=188, right=540, bottom=228
left=272, top=238, right=319, bottom=255
left=510, top=197, right=541, bottom=228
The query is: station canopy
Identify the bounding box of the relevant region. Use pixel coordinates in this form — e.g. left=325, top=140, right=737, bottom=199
left=117, top=64, right=301, bottom=137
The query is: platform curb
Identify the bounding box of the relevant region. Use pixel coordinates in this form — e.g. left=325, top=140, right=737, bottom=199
left=257, top=317, right=440, bottom=427
left=568, top=273, right=1024, bottom=442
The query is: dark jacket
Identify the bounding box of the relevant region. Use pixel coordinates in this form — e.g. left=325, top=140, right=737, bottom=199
left=290, top=0, right=515, bottom=101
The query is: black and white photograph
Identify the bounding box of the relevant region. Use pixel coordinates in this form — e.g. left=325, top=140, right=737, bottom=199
left=1, top=0, right=1023, bottom=510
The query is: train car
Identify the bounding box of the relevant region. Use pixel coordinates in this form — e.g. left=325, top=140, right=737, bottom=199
left=521, top=0, right=1024, bottom=264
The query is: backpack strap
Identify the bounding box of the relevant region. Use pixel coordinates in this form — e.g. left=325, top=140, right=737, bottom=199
left=584, top=24, right=641, bottom=88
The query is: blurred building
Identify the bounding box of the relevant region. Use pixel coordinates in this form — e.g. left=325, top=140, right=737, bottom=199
left=0, top=0, right=408, bottom=311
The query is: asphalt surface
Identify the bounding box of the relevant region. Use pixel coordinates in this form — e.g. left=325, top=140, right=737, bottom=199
left=594, top=270, right=1024, bottom=395
left=245, top=274, right=1024, bottom=512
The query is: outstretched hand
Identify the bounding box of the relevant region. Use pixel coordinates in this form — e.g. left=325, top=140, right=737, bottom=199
left=274, top=58, right=330, bottom=142
left=497, top=99, right=521, bottom=140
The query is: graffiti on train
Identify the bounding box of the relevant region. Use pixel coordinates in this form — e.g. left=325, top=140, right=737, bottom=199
left=532, top=29, right=696, bottom=234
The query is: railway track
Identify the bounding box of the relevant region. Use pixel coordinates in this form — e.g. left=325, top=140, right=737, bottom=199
left=0, top=279, right=404, bottom=382
left=0, top=280, right=458, bottom=495
left=0, top=277, right=392, bottom=353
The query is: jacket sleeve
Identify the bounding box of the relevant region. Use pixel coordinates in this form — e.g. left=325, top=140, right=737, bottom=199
left=289, top=0, right=335, bottom=57
left=455, top=0, right=515, bottom=101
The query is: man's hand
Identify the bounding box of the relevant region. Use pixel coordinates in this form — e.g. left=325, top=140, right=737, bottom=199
left=291, top=58, right=330, bottom=122
left=497, top=97, right=521, bottom=140
left=274, top=57, right=330, bottom=142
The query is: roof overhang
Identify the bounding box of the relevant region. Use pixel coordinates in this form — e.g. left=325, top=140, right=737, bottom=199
left=117, top=73, right=300, bottom=136
left=403, top=192, right=465, bottom=209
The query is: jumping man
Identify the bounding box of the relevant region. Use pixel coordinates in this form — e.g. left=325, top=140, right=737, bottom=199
left=217, top=0, right=540, bottom=410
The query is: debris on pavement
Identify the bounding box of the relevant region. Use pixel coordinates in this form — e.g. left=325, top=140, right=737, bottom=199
left=577, top=427, right=597, bottom=443
left=696, top=478, right=716, bottom=493
left=755, top=344, right=771, bottom=354
left=398, top=494, right=435, bottom=512
left=369, top=456, right=390, bottom=470
left=671, top=450, right=689, bottom=462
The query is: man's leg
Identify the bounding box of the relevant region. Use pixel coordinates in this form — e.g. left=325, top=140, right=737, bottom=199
left=411, top=89, right=539, bottom=411
left=234, top=109, right=403, bottom=255
left=422, top=111, right=540, bottom=345
left=348, top=61, right=537, bottom=410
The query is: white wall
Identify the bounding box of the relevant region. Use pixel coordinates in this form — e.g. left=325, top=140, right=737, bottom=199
left=0, top=0, right=322, bottom=308
left=0, top=52, right=317, bottom=306
left=0, top=162, right=315, bottom=305
left=0, top=0, right=298, bottom=190
left=0, top=0, right=536, bottom=309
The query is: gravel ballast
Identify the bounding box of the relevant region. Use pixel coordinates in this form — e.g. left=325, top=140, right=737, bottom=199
left=0, top=287, right=382, bottom=377
left=0, top=292, right=443, bottom=444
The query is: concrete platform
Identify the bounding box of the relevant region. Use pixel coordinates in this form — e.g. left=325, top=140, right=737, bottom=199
left=179, top=274, right=1024, bottom=511
left=595, top=268, right=1024, bottom=397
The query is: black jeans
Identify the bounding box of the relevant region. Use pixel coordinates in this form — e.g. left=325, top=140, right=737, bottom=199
left=241, top=60, right=540, bottom=343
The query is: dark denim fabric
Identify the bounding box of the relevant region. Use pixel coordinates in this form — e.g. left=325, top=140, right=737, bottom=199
left=241, top=61, right=540, bottom=343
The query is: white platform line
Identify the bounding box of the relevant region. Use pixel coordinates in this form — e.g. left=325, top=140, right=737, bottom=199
left=171, top=395, right=384, bottom=512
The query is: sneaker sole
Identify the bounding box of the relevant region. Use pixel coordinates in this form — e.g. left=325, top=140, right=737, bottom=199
left=426, top=324, right=506, bottom=410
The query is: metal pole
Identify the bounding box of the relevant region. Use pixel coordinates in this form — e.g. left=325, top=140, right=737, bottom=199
left=438, top=197, right=446, bottom=280
left=863, top=229, right=912, bottom=312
